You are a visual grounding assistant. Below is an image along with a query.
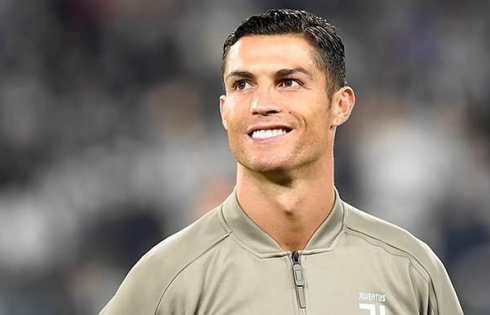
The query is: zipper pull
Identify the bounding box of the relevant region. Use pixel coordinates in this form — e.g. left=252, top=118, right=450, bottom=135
left=291, top=251, right=306, bottom=309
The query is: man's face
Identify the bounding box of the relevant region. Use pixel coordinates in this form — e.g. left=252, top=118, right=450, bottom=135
left=220, top=35, right=338, bottom=174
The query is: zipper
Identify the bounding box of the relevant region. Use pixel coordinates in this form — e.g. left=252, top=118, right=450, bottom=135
left=291, top=251, right=307, bottom=312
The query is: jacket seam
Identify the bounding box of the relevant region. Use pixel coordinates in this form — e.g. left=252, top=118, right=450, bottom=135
left=154, top=231, right=232, bottom=314
left=345, top=226, right=438, bottom=311
left=229, top=232, right=290, bottom=259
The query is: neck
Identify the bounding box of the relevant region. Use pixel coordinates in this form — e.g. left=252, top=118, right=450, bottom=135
left=236, top=158, right=335, bottom=251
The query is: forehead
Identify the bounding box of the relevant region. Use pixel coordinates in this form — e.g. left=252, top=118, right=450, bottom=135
left=224, top=35, right=321, bottom=75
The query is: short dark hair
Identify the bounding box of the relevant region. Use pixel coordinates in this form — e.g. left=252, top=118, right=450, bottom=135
left=222, top=9, right=346, bottom=96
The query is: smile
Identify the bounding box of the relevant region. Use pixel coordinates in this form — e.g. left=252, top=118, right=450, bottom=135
left=250, top=128, right=290, bottom=140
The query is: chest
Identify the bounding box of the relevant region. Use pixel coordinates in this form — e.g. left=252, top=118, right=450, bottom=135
left=161, top=248, right=424, bottom=315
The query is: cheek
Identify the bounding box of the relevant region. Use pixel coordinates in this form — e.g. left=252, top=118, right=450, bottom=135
left=303, top=97, right=331, bottom=126
left=225, top=98, right=250, bottom=126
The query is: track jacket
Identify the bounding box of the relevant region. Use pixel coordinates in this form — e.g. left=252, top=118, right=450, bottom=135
left=100, top=189, right=463, bottom=314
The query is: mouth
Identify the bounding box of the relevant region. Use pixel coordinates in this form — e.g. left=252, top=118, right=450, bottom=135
left=248, top=128, right=292, bottom=140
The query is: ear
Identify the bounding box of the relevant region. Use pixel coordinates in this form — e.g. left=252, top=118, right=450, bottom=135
left=219, top=95, right=228, bottom=130
left=330, top=86, right=355, bottom=128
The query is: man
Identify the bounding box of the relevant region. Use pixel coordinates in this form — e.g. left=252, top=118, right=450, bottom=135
left=100, top=9, right=463, bottom=314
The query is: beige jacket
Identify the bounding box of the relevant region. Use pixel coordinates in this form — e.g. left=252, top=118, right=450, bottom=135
left=100, top=189, right=463, bottom=314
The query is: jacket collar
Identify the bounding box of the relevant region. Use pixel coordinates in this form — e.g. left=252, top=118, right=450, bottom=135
left=220, top=187, right=346, bottom=258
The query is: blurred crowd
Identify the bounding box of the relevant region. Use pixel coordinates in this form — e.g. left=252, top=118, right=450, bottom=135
left=0, top=0, right=489, bottom=314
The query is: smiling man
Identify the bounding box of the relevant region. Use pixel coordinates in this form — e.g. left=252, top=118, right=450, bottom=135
left=100, top=9, right=462, bottom=314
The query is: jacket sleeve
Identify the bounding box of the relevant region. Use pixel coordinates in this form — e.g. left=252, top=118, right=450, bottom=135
left=409, top=243, right=463, bottom=315
left=427, top=254, right=463, bottom=315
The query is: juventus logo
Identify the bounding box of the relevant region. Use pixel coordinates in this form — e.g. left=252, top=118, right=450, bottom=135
left=358, top=292, right=387, bottom=314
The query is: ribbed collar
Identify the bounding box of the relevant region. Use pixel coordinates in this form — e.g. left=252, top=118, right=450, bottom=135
left=219, top=187, right=346, bottom=258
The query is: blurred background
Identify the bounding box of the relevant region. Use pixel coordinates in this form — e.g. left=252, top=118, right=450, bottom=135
left=0, top=0, right=489, bottom=313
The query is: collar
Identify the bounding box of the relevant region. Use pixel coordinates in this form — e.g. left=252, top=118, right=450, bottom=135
left=219, top=187, right=346, bottom=258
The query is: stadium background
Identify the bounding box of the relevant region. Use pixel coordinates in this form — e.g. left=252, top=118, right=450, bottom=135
left=0, top=0, right=489, bottom=313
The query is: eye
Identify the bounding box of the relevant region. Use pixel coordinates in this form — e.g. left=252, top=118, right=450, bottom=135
left=232, top=80, right=252, bottom=91
left=278, top=78, right=301, bottom=88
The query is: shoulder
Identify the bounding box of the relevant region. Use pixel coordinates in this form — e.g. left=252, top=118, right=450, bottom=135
left=153, top=205, right=231, bottom=263
left=342, top=201, right=444, bottom=282
left=100, top=205, right=230, bottom=314
left=141, top=204, right=230, bottom=280
left=342, top=201, right=462, bottom=313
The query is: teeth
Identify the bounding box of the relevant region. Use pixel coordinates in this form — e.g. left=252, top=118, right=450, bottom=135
left=251, top=129, right=288, bottom=140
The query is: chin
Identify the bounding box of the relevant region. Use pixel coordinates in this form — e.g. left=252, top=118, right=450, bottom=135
left=232, top=146, right=298, bottom=174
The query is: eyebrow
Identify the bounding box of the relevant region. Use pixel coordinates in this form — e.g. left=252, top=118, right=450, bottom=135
left=225, top=71, right=257, bottom=82
left=225, top=67, right=314, bottom=83
left=275, top=67, right=313, bottom=80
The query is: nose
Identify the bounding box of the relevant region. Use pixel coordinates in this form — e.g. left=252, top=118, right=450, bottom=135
left=251, top=89, right=281, bottom=116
